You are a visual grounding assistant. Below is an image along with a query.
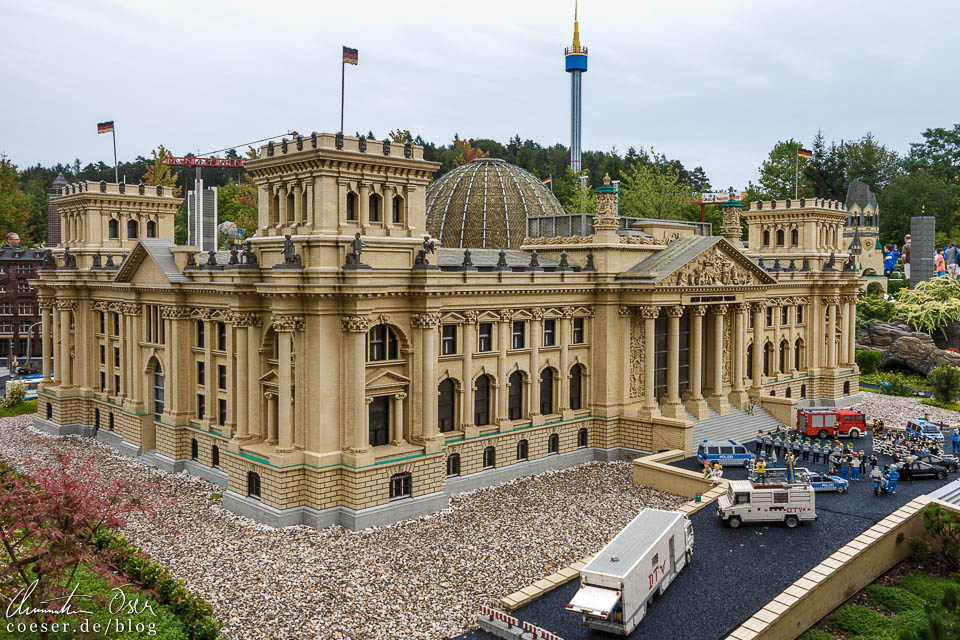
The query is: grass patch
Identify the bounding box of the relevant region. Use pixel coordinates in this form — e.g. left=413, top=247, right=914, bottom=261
left=899, top=572, right=960, bottom=604
left=799, top=630, right=838, bottom=640
left=0, top=397, right=37, bottom=417
left=865, top=585, right=925, bottom=614
left=921, top=398, right=960, bottom=412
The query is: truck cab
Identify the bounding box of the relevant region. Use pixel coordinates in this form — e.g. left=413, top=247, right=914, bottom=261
left=717, top=480, right=816, bottom=529
left=796, top=409, right=866, bottom=439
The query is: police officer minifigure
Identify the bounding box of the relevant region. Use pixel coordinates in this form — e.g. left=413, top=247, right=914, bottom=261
left=802, top=439, right=810, bottom=462
left=773, top=434, right=782, bottom=458
left=812, top=440, right=821, bottom=464
left=763, top=431, right=773, bottom=456
left=792, top=437, right=802, bottom=460
left=755, top=429, right=764, bottom=455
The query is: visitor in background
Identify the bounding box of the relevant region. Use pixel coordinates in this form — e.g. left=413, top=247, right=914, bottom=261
left=902, top=235, right=911, bottom=279
left=1, top=232, right=20, bottom=249
left=936, top=248, right=946, bottom=277
left=883, top=244, right=896, bottom=277
left=946, top=243, right=959, bottom=279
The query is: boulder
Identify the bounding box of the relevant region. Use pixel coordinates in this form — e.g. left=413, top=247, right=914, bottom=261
left=880, top=336, right=960, bottom=376
left=860, top=320, right=933, bottom=349
left=932, top=321, right=960, bottom=351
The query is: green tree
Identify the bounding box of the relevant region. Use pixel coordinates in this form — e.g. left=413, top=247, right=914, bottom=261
left=142, top=145, right=181, bottom=195
left=562, top=168, right=595, bottom=213
left=618, top=152, right=695, bottom=219
left=928, top=364, right=960, bottom=404
left=878, top=173, right=960, bottom=245
left=905, top=124, right=960, bottom=182
left=748, top=139, right=814, bottom=200
left=842, top=132, right=901, bottom=192
left=0, top=159, right=37, bottom=245
left=217, top=180, right=258, bottom=237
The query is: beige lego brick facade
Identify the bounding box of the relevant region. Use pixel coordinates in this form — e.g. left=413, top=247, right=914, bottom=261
left=33, top=134, right=861, bottom=528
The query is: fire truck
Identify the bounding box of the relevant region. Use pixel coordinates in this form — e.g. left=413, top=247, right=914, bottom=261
left=796, top=408, right=867, bottom=439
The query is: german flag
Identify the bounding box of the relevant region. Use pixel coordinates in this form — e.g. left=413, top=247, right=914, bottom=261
left=343, top=46, right=358, bottom=65
left=97, top=121, right=114, bottom=134
left=797, top=148, right=812, bottom=158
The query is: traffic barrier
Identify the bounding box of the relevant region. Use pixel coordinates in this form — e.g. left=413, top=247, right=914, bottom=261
left=522, top=620, right=566, bottom=640
left=479, top=604, right=518, bottom=629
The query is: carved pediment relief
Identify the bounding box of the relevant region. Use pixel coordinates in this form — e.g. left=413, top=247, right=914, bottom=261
left=661, top=243, right=771, bottom=287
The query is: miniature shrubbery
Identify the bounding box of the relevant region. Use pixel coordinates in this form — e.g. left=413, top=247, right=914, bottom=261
left=877, top=372, right=917, bottom=397
left=856, top=349, right=882, bottom=376
left=0, top=381, right=26, bottom=408
left=927, top=364, right=960, bottom=404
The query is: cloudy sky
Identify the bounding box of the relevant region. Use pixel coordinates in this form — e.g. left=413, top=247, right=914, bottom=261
left=2, top=0, right=956, bottom=189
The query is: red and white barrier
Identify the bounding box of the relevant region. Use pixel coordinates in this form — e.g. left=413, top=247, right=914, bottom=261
left=479, top=604, right=518, bottom=629
left=522, top=620, right=566, bottom=640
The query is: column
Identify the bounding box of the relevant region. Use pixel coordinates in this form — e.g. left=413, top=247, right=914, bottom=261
left=497, top=313, right=510, bottom=424
left=530, top=311, right=542, bottom=418
left=846, top=296, right=857, bottom=367
left=772, top=303, right=781, bottom=375
left=827, top=300, right=838, bottom=369
left=275, top=324, right=293, bottom=452
left=225, top=317, right=236, bottom=436
left=752, top=303, right=764, bottom=389
left=248, top=319, right=261, bottom=438
left=661, top=306, right=684, bottom=418
left=304, top=179, right=314, bottom=228
left=685, top=305, right=707, bottom=418
left=730, top=303, right=748, bottom=408
left=559, top=309, right=572, bottom=412
left=343, top=315, right=370, bottom=452
left=118, top=311, right=127, bottom=398
left=265, top=393, right=277, bottom=443
left=383, top=185, right=395, bottom=226
left=41, top=303, right=51, bottom=381
left=59, top=305, right=72, bottom=387
left=51, top=304, right=59, bottom=383
left=204, top=320, right=214, bottom=421
left=292, top=183, right=303, bottom=227
left=839, top=298, right=851, bottom=366
left=392, top=392, right=406, bottom=445
left=359, top=184, right=370, bottom=227
left=418, top=313, right=440, bottom=443
left=105, top=313, right=115, bottom=394
left=640, top=306, right=659, bottom=415
left=462, top=318, right=475, bottom=428
left=708, top=305, right=729, bottom=414
left=130, top=309, right=142, bottom=404
left=235, top=322, right=249, bottom=440
left=277, top=184, right=288, bottom=227
left=810, top=296, right=821, bottom=370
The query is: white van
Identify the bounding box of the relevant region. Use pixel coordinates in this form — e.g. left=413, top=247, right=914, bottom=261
left=717, top=479, right=816, bottom=529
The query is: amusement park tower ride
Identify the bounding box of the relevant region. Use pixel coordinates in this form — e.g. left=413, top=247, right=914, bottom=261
left=565, top=2, right=588, bottom=172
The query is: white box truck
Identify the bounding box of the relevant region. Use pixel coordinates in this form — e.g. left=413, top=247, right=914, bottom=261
left=717, top=479, right=817, bottom=528
left=566, top=509, right=693, bottom=635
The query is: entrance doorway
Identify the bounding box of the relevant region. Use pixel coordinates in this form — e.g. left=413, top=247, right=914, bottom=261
left=369, top=396, right=389, bottom=447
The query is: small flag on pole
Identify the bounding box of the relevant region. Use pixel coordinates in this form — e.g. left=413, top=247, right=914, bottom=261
left=797, top=148, right=812, bottom=158
left=342, top=46, right=358, bottom=65
left=97, top=121, right=115, bottom=134
left=541, top=176, right=552, bottom=185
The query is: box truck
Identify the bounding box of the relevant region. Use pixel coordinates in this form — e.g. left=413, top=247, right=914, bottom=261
left=566, top=509, right=693, bottom=635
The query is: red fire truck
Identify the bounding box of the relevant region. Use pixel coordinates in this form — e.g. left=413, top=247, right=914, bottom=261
left=796, top=409, right=867, bottom=439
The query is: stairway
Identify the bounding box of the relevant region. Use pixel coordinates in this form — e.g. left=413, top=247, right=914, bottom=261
left=690, top=404, right=782, bottom=448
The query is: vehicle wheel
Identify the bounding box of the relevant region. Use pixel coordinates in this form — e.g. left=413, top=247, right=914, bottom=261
left=836, top=485, right=845, bottom=493
left=728, top=516, right=742, bottom=529
left=849, top=429, right=860, bottom=439
left=819, top=430, right=829, bottom=439
left=785, top=515, right=799, bottom=528
left=938, top=471, right=947, bottom=480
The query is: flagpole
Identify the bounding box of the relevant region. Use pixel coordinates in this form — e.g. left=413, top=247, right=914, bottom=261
left=340, top=60, right=345, bottom=134
left=795, top=146, right=798, bottom=199
left=112, top=126, right=118, bottom=183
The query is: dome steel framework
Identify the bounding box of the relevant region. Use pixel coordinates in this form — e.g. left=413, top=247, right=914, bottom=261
left=425, top=158, right=566, bottom=249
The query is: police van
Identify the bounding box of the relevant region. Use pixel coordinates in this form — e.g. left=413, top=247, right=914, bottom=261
left=697, top=440, right=755, bottom=468
left=717, top=479, right=817, bottom=528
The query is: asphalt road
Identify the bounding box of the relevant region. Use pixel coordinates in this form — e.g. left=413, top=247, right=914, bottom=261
left=455, top=432, right=955, bottom=640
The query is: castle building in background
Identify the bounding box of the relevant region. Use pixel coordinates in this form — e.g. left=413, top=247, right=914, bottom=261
left=843, top=178, right=885, bottom=293
left=0, top=247, right=44, bottom=363
left=187, top=178, right=219, bottom=251
left=565, top=4, right=588, bottom=172
left=35, top=134, right=860, bottom=530
left=45, top=173, right=67, bottom=246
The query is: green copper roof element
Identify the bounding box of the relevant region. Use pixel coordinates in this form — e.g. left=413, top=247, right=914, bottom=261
left=876, top=239, right=883, bottom=250
left=720, top=198, right=743, bottom=208
left=593, top=184, right=618, bottom=194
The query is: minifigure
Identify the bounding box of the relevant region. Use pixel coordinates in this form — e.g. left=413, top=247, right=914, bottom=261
left=763, top=431, right=773, bottom=455
left=802, top=439, right=810, bottom=462
left=858, top=450, right=867, bottom=479
left=869, top=452, right=878, bottom=471
left=839, top=454, right=849, bottom=481
left=812, top=440, right=821, bottom=464
left=851, top=454, right=861, bottom=480
left=773, top=435, right=782, bottom=458
left=711, top=463, right=723, bottom=485
left=785, top=452, right=796, bottom=483
left=792, top=438, right=802, bottom=459
left=756, top=458, right=766, bottom=484
left=702, top=461, right=713, bottom=479
left=888, top=465, right=899, bottom=494
left=755, top=430, right=764, bottom=455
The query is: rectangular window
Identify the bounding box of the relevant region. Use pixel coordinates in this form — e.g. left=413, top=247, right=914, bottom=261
left=781, top=307, right=789, bottom=326
left=797, top=305, right=804, bottom=324
left=572, top=317, right=584, bottom=344
left=17, top=283, right=30, bottom=293
left=99, top=344, right=105, bottom=364
left=197, top=394, right=205, bottom=419
left=478, top=323, right=492, bottom=352
left=218, top=398, right=227, bottom=426
left=765, top=307, right=773, bottom=327
left=17, top=303, right=31, bottom=315
left=113, top=374, right=119, bottom=393
left=218, top=364, right=227, bottom=390
left=197, top=361, right=205, bottom=385
left=113, top=346, right=120, bottom=367
left=197, top=321, right=205, bottom=348
left=144, top=305, right=164, bottom=344
left=543, top=319, right=556, bottom=347
left=99, top=312, right=105, bottom=334
left=512, top=321, right=525, bottom=349
left=100, top=372, right=105, bottom=391
left=217, top=322, right=226, bottom=351
left=441, top=325, right=457, bottom=355
left=749, top=312, right=754, bottom=329
left=16, top=265, right=31, bottom=276
left=113, top=313, right=119, bottom=336
left=0, top=304, right=11, bottom=315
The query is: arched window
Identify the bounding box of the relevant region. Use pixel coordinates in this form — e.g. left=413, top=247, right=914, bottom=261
left=800, top=384, right=807, bottom=398
left=548, top=433, right=559, bottom=455
left=212, top=445, right=220, bottom=468
left=570, top=364, right=583, bottom=410
left=152, top=361, right=164, bottom=420
left=47, top=402, right=53, bottom=420
left=247, top=471, right=261, bottom=499
left=392, top=196, right=402, bottom=224
left=763, top=343, right=771, bottom=377
left=390, top=472, right=411, bottom=499
left=779, top=341, right=787, bottom=373
left=346, top=192, right=357, bottom=221
left=483, top=446, right=496, bottom=469
left=517, top=439, right=529, bottom=461
left=508, top=371, right=524, bottom=420
left=540, top=369, right=554, bottom=415
left=791, top=229, right=799, bottom=245
left=108, top=219, right=119, bottom=239
left=146, top=220, right=156, bottom=237
left=127, top=220, right=139, bottom=239
left=474, top=375, right=491, bottom=426
left=367, top=325, right=399, bottom=361
left=843, top=381, right=851, bottom=395
left=770, top=389, right=776, bottom=396
left=795, top=338, right=803, bottom=370
left=578, top=428, right=588, bottom=448
left=191, top=438, right=198, bottom=460
left=776, top=229, right=784, bottom=246
left=446, top=454, right=461, bottom=477
left=785, top=387, right=792, bottom=398
left=763, top=229, right=770, bottom=246
left=368, top=194, right=380, bottom=222
left=438, top=379, right=455, bottom=432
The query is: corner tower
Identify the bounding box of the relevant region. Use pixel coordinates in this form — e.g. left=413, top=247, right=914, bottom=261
left=565, top=2, right=588, bottom=172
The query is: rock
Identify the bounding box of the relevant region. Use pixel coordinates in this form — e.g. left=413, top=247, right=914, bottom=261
left=880, top=336, right=960, bottom=375
left=860, top=320, right=934, bottom=349
left=931, top=321, right=960, bottom=351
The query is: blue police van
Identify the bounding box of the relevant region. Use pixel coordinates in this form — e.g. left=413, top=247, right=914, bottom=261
left=697, top=440, right=755, bottom=467
left=906, top=418, right=944, bottom=441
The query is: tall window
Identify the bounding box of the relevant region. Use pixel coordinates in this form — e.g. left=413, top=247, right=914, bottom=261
left=791, top=228, right=799, bottom=245
left=190, top=438, right=198, bottom=460
left=572, top=317, right=584, bottom=343
left=483, top=446, right=496, bottom=469
left=540, top=369, right=554, bottom=415
left=390, top=472, right=411, bottom=499
left=478, top=323, right=492, bottom=352
left=346, top=192, right=357, bottom=221
left=368, top=396, right=390, bottom=446
left=763, top=344, right=770, bottom=377
left=218, top=364, right=227, bottom=389
left=218, top=399, right=227, bottom=426
left=779, top=341, right=787, bottom=373
left=99, top=312, right=105, bottom=334
left=578, top=428, right=588, bottom=448
left=197, top=361, right=205, bottom=385
left=113, top=313, right=120, bottom=336
left=369, top=194, right=380, bottom=222
left=517, top=439, right=528, bottom=461
left=474, top=375, right=490, bottom=426
left=196, top=321, right=205, bottom=347
left=446, top=454, right=460, bottom=477
left=127, top=220, right=139, bottom=239
left=212, top=445, right=220, bottom=468
left=795, top=338, right=803, bottom=370
left=570, top=364, right=583, bottom=410
left=776, top=229, right=784, bottom=246
left=108, top=219, right=119, bottom=239
left=441, top=325, right=457, bottom=355
left=548, top=433, right=559, bottom=454
left=508, top=371, right=524, bottom=420
left=797, top=305, right=804, bottom=324
left=146, top=221, right=156, bottom=237
left=765, top=307, right=773, bottom=327
left=367, top=325, right=399, bottom=361
left=392, top=196, right=402, bottom=224
left=781, top=307, right=789, bottom=326
left=654, top=314, right=668, bottom=398
left=197, top=394, right=205, bottom=419
left=152, top=363, right=164, bottom=420
left=217, top=322, right=226, bottom=351
left=746, top=344, right=753, bottom=377
left=801, top=384, right=807, bottom=398
left=247, top=472, right=261, bottom=499
left=512, top=321, right=525, bottom=349
left=543, top=319, right=556, bottom=347
left=763, top=229, right=770, bottom=246
left=438, top=379, right=455, bottom=432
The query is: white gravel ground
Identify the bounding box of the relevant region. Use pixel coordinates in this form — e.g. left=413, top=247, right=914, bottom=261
left=0, top=415, right=685, bottom=640
left=852, top=391, right=960, bottom=427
